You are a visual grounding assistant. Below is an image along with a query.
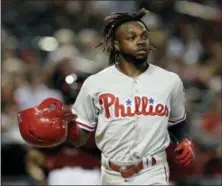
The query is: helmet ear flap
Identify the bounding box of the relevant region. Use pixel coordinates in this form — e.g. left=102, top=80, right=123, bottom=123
left=17, top=98, right=67, bottom=148
left=17, top=110, right=45, bottom=146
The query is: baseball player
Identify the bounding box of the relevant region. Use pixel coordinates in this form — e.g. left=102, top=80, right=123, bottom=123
left=18, top=9, right=195, bottom=185
left=63, top=9, right=195, bottom=185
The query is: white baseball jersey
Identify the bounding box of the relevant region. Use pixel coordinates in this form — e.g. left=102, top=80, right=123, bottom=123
left=72, top=64, right=186, bottom=163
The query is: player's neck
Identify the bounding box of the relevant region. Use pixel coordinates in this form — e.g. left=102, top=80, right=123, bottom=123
left=116, top=61, right=148, bottom=78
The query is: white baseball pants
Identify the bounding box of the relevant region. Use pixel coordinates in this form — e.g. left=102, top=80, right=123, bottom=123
left=101, top=162, right=169, bottom=185
left=100, top=152, right=170, bottom=185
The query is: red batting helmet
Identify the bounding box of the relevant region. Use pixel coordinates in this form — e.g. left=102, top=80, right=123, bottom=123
left=17, top=98, right=67, bottom=147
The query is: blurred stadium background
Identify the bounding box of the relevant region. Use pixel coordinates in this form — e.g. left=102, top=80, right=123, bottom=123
left=1, top=0, right=222, bottom=185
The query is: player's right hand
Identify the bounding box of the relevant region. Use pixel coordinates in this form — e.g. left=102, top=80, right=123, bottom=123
left=62, top=105, right=80, bottom=142
left=62, top=105, right=77, bottom=123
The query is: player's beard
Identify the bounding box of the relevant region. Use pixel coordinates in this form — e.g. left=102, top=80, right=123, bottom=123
left=119, top=51, right=148, bottom=65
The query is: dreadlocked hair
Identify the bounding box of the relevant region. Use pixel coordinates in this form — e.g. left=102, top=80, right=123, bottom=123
left=96, top=8, right=156, bottom=66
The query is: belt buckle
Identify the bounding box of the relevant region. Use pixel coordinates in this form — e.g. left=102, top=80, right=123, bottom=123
left=119, top=165, right=127, bottom=173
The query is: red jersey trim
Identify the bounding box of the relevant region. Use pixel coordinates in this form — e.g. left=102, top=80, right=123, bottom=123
left=76, top=121, right=95, bottom=130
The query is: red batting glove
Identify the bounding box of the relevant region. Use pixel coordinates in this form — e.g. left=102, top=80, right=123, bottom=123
left=175, top=139, right=195, bottom=167
left=62, top=105, right=77, bottom=122
left=67, top=120, right=80, bottom=141
left=62, top=105, right=79, bottom=141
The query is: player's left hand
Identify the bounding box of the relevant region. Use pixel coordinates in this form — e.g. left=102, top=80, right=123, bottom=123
left=175, top=139, right=195, bottom=167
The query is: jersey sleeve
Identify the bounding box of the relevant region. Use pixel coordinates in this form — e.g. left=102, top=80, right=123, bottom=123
left=168, top=76, right=186, bottom=126
left=72, top=77, right=97, bottom=132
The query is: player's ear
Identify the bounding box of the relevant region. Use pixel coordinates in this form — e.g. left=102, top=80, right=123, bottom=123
left=114, top=40, right=120, bottom=52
